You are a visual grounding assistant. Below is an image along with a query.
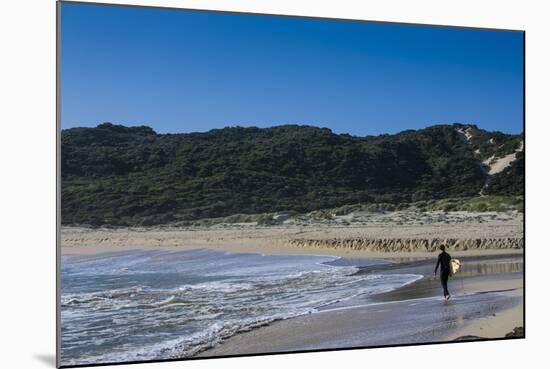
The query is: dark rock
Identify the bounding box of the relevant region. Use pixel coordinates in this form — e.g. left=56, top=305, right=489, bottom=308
left=505, top=327, right=524, bottom=338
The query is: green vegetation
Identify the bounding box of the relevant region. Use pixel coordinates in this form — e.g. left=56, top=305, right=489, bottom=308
left=308, top=195, right=523, bottom=217
left=484, top=151, right=524, bottom=195
left=61, top=123, right=524, bottom=226
left=465, top=125, right=523, bottom=160
left=417, top=195, right=523, bottom=212
left=170, top=212, right=287, bottom=227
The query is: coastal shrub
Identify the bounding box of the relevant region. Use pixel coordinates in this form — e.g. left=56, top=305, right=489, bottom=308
left=61, top=123, right=523, bottom=226
left=256, top=214, right=277, bottom=225
left=471, top=203, right=488, bottom=212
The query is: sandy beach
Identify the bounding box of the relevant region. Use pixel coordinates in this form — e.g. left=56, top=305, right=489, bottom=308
left=60, top=210, right=524, bottom=363
left=61, top=210, right=523, bottom=258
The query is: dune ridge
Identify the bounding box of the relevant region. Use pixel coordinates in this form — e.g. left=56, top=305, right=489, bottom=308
left=285, top=237, right=523, bottom=252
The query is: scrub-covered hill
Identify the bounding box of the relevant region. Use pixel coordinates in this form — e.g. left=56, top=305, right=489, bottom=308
left=61, top=123, right=523, bottom=226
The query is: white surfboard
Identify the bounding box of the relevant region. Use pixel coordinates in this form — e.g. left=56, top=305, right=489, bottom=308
left=450, top=258, right=461, bottom=276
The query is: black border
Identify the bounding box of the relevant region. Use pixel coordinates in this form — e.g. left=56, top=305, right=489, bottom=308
left=56, top=1, right=526, bottom=368
left=522, top=30, right=526, bottom=339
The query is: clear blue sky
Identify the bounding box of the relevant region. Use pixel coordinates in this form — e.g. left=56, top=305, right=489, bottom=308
left=60, top=2, right=524, bottom=136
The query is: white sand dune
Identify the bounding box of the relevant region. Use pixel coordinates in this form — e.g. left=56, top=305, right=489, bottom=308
left=483, top=152, right=518, bottom=175
left=455, top=125, right=523, bottom=194
left=456, top=127, right=473, bottom=143
left=482, top=140, right=524, bottom=175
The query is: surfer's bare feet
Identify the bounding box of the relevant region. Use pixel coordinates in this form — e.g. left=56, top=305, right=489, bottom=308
left=445, top=295, right=450, bottom=300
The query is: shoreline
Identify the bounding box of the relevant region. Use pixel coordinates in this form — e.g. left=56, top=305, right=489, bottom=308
left=61, top=241, right=523, bottom=259
left=447, top=280, right=524, bottom=341
left=451, top=303, right=523, bottom=341
left=59, top=242, right=524, bottom=363
left=197, top=254, right=523, bottom=358
left=60, top=214, right=524, bottom=360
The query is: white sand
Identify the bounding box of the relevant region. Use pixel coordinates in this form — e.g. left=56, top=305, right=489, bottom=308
left=61, top=211, right=523, bottom=258
left=456, top=127, right=474, bottom=142
left=449, top=278, right=524, bottom=339
left=483, top=140, right=524, bottom=175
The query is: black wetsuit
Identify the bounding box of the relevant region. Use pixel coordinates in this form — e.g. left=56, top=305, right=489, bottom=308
left=434, top=251, right=452, bottom=297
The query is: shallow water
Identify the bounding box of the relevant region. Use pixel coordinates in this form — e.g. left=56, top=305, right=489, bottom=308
left=60, top=248, right=421, bottom=366
left=198, top=255, right=523, bottom=356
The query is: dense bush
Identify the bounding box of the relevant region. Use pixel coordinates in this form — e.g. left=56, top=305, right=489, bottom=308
left=484, top=151, right=525, bottom=196
left=61, top=123, right=523, bottom=226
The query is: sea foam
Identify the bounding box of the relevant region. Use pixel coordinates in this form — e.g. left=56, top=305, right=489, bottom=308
left=61, top=249, right=421, bottom=366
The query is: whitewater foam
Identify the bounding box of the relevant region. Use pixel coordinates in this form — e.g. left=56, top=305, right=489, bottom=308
left=60, top=249, right=421, bottom=366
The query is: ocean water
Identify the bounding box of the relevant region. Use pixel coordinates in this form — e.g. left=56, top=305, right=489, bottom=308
left=60, top=248, right=422, bottom=366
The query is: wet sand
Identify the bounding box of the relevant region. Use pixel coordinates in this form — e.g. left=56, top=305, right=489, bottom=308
left=198, top=254, right=523, bottom=357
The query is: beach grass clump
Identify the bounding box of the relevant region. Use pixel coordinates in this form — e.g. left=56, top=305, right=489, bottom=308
left=169, top=212, right=276, bottom=227
left=163, top=195, right=523, bottom=229
left=419, top=195, right=523, bottom=213
left=171, top=210, right=306, bottom=227
left=307, top=195, right=523, bottom=220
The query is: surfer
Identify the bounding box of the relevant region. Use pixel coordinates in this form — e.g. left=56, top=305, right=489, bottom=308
left=434, top=245, right=452, bottom=300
